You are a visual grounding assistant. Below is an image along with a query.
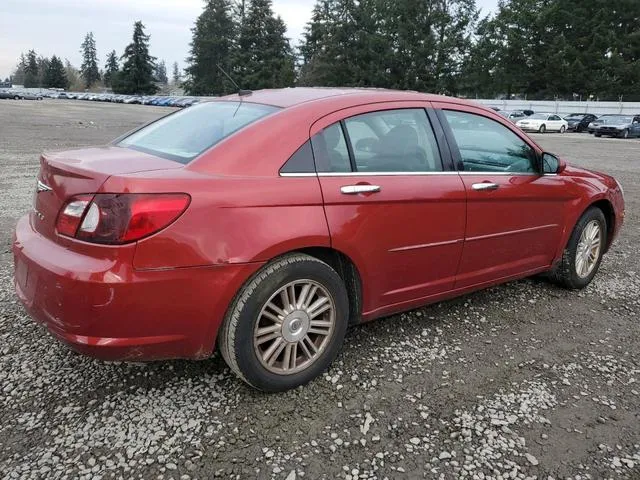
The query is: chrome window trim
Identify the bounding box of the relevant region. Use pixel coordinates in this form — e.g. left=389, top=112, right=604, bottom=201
left=320, top=171, right=458, bottom=177
left=458, top=172, right=539, bottom=176
left=279, top=172, right=318, bottom=177
left=279, top=171, right=545, bottom=177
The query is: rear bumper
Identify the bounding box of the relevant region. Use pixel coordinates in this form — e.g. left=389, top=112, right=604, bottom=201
left=13, top=215, right=263, bottom=361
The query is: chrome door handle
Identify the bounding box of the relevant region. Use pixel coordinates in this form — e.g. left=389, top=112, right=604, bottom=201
left=340, top=185, right=381, bottom=195
left=471, top=182, right=499, bottom=191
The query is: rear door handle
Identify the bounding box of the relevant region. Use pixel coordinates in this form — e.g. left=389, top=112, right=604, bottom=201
left=471, top=182, right=499, bottom=191
left=340, top=185, right=381, bottom=195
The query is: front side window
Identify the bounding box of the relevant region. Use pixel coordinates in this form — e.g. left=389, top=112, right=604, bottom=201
left=443, top=110, right=538, bottom=173
left=118, top=101, right=279, bottom=164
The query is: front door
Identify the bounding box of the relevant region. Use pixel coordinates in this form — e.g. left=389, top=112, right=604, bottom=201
left=311, top=105, right=466, bottom=317
left=435, top=105, right=567, bottom=289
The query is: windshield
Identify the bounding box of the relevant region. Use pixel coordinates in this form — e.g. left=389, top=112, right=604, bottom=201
left=602, top=116, right=632, bottom=124
left=118, top=101, right=280, bottom=164
left=528, top=114, right=549, bottom=120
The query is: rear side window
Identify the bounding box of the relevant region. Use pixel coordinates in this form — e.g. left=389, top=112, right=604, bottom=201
left=311, top=123, right=351, bottom=173
left=345, top=109, right=442, bottom=172
left=312, top=109, right=442, bottom=173
left=118, top=101, right=279, bottom=164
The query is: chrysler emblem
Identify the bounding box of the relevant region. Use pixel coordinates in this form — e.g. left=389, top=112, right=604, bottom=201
left=36, top=179, right=52, bottom=193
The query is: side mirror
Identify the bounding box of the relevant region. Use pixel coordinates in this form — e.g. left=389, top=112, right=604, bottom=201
left=542, top=153, right=566, bottom=174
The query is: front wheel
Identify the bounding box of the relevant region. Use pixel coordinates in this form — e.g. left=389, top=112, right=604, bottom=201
left=219, top=253, right=349, bottom=392
left=547, top=207, right=607, bottom=289
left=621, top=129, right=629, bottom=139
left=539, top=124, right=546, bottom=133
left=595, top=132, right=602, bottom=137
left=560, top=125, right=566, bottom=134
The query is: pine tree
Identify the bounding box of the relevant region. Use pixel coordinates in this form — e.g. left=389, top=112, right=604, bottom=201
left=80, top=32, right=100, bottom=88
left=23, top=50, right=39, bottom=88
left=172, top=61, right=181, bottom=85
left=184, top=0, right=236, bottom=95
left=45, top=56, right=69, bottom=88
left=37, top=56, right=50, bottom=88
left=12, top=54, right=27, bottom=85
left=64, top=59, right=81, bottom=90
left=114, top=21, right=158, bottom=94
left=155, top=60, right=168, bottom=84
left=103, top=50, right=119, bottom=88
left=235, top=0, right=295, bottom=89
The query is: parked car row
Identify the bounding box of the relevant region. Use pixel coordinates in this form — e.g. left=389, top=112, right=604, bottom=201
left=494, top=109, right=640, bottom=138
left=48, top=92, right=200, bottom=108
left=0, top=89, right=44, bottom=100
left=0, top=89, right=199, bottom=108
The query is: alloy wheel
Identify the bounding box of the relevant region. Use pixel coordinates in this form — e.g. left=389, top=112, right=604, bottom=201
left=575, top=220, right=602, bottom=279
left=253, top=280, right=336, bottom=375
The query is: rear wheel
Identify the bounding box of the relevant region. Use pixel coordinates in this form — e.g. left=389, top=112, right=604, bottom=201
left=219, top=253, right=349, bottom=392
left=547, top=207, right=606, bottom=289
left=13, top=95, right=19, bottom=100
left=595, top=132, right=602, bottom=137
left=539, top=124, right=546, bottom=133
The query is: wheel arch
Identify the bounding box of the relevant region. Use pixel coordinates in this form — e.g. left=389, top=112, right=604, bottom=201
left=295, top=246, right=363, bottom=326
left=589, top=199, right=616, bottom=252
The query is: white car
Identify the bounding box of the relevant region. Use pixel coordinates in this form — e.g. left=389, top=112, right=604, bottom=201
left=515, top=113, right=568, bottom=133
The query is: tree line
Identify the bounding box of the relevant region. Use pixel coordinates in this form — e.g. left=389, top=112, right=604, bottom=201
left=11, top=0, right=640, bottom=100
left=186, top=0, right=640, bottom=100
left=11, top=22, right=179, bottom=94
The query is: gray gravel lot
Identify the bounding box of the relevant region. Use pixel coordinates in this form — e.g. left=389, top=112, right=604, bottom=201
left=1, top=100, right=639, bottom=480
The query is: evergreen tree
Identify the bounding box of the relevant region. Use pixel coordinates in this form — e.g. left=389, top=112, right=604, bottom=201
left=12, top=54, right=27, bottom=85
left=235, top=0, right=295, bottom=89
left=23, top=50, right=39, bottom=88
left=80, top=32, right=101, bottom=88
left=44, top=55, right=69, bottom=88
left=37, top=56, right=50, bottom=88
left=155, top=60, right=168, bottom=84
left=103, top=50, right=119, bottom=88
left=114, top=21, right=158, bottom=94
left=172, top=61, right=181, bottom=85
left=64, top=59, right=81, bottom=90
left=184, top=0, right=236, bottom=95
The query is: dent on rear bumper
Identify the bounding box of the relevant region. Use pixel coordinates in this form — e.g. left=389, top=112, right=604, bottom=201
left=13, top=214, right=263, bottom=361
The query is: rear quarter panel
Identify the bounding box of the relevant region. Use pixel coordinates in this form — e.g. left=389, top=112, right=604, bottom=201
left=101, top=171, right=329, bottom=269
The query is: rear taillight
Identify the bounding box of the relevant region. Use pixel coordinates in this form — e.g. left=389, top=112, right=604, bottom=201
left=56, top=195, right=94, bottom=237
left=56, top=193, right=190, bottom=244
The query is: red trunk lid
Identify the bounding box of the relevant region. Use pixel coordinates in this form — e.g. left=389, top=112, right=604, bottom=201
left=33, top=146, right=182, bottom=242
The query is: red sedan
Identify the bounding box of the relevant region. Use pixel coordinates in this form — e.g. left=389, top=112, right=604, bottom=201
left=13, top=88, right=625, bottom=391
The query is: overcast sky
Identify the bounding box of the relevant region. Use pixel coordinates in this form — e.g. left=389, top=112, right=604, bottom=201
left=0, top=0, right=498, bottom=81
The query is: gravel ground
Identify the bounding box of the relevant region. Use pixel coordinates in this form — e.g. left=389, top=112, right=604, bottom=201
left=0, top=100, right=639, bottom=480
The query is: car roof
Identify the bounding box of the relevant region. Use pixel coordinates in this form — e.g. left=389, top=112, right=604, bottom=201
left=217, top=87, right=467, bottom=109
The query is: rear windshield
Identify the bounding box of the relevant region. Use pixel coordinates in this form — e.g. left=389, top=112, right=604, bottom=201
left=118, top=101, right=279, bottom=164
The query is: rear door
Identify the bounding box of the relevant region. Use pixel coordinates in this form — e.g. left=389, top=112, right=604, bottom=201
left=311, top=103, right=466, bottom=317
left=434, top=103, right=566, bottom=289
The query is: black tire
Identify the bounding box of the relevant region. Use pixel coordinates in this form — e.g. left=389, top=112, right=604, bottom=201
left=560, top=125, right=566, bottom=134
left=547, top=207, right=607, bottom=290
left=539, top=124, right=546, bottom=133
left=595, top=132, right=602, bottom=137
left=13, top=96, right=19, bottom=100
left=219, top=253, right=349, bottom=392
